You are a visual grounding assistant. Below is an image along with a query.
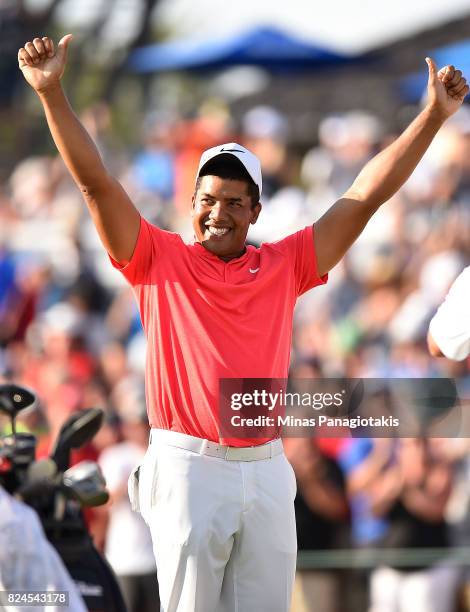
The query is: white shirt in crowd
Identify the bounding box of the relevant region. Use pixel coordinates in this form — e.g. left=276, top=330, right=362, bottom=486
left=0, top=485, right=86, bottom=612
left=429, top=265, right=470, bottom=361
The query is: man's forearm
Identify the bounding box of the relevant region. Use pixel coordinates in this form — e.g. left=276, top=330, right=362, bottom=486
left=313, top=60, right=467, bottom=276
left=38, top=83, right=108, bottom=190
left=348, top=105, right=446, bottom=210
left=19, top=35, right=140, bottom=263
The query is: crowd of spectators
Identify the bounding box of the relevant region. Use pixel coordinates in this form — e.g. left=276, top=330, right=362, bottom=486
left=0, top=99, right=469, bottom=612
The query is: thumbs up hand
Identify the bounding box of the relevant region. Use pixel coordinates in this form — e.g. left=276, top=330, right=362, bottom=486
left=18, top=35, right=73, bottom=94
left=426, top=57, right=469, bottom=120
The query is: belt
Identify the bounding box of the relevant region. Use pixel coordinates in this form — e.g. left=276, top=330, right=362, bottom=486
left=149, top=429, right=283, bottom=461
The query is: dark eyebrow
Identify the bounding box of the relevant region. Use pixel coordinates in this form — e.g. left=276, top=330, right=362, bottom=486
left=200, top=193, right=243, bottom=203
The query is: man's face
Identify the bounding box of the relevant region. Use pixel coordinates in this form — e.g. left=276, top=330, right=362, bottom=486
left=191, top=175, right=261, bottom=261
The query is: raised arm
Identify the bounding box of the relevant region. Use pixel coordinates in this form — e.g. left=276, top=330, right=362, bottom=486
left=314, top=58, right=469, bottom=277
left=17, top=35, right=140, bottom=264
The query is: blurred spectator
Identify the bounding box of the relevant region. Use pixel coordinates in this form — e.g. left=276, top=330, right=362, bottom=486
left=242, top=105, right=289, bottom=198
left=131, top=110, right=178, bottom=203
left=339, top=437, right=461, bottom=612
left=99, top=400, right=158, bottom=612
left=285, top=436, right=349, bottom=612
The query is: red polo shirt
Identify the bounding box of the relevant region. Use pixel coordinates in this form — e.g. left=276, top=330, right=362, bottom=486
left=111, top=217, right=327, bottom=446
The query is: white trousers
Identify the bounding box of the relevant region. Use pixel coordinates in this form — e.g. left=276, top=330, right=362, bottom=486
left=130, top=429, right=297, bottom=612
left=369, top=565, right=462, bottom=612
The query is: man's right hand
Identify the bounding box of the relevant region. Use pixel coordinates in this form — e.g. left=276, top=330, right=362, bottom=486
left=18, top=35, right=73, bottom=93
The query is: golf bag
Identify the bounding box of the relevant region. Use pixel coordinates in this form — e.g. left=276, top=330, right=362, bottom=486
left=0, top=383, right=128, bottom=612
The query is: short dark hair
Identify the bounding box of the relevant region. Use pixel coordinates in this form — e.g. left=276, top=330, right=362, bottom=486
left=195, top=154, right=260, bottom=208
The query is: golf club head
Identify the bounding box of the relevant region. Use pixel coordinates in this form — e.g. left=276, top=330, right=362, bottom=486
left=51, top=408, right=104, bottom=472
left=63, top=460, right=109, bottom=507
left=0, top=385, right=36, bottom=432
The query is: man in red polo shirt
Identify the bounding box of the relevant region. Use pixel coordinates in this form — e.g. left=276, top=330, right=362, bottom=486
left=18, top=34, right=468, bottom=612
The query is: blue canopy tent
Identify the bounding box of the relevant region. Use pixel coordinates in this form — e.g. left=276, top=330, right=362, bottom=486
left=127, top=26, right=356, bottom=73
left=400, top=39, right=470, bottom=102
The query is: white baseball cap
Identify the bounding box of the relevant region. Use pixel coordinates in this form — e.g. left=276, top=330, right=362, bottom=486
left=197, top=142, right=262, bottom=196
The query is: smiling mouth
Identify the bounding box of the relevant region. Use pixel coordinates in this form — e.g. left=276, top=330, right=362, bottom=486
left=205, top=225, right=231, bottom=238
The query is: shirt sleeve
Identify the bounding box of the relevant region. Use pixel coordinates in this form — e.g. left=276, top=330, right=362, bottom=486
left=0, top=502, right=87, bottom=611
left=108, top=216, right=179, bottom=286
left=272, top=225, right=328, bottom=296
left=428, top=266, right=470, bottom=361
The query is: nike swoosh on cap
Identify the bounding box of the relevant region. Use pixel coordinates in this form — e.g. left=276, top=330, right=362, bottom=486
left=220, top=148, right=245, bottom=153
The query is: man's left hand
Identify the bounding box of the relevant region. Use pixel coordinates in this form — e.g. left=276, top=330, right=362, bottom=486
left=426, top=57, right=469, bottom=120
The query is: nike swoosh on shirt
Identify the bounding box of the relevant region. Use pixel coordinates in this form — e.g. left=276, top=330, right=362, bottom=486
left=249, top=268, right=260, bottom=273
